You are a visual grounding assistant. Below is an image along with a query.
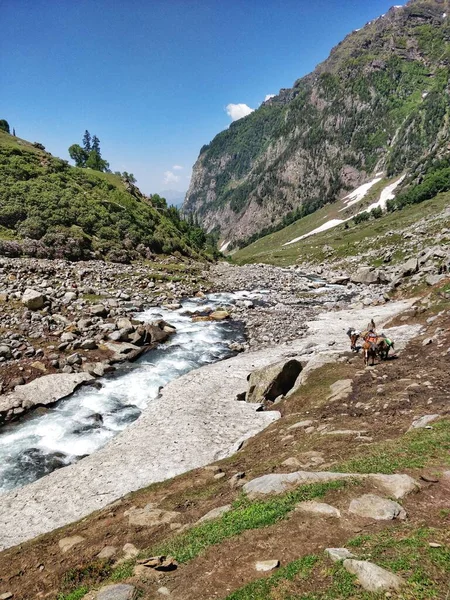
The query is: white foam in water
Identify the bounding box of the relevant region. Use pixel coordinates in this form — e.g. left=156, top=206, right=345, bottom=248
left=0, top=291, right=266, bottom=494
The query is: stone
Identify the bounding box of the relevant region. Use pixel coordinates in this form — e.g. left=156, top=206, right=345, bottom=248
left=58, top=535, right=85, bottom=553
left=400, top=258, right=419, bottom=277
left=80, top=339, right=98, bottom=350
left=255, top=560, right=280, bottom=572
left=409, top=414, right=440, bottom=430
left=61, top=332, right=77, bottom=343
left=198, top=504, right=232, bottom=523
left=97, top=545, right=118, bottom=559
left=288, top=420, right=314, bottom=430
left=281, top=457, right=301, bottom=468
left=343, top=559, right=405, bottom=592
left=137, top=555, right=178, bottom=571
left=368, top=474, right=420, bottom=499
left=67, top=353, right=82, bottom=365
left=0, top=345, right=11, bottom=359
left=350, top=268, right=379, bottom=285
left=247, top=359, right=302, bottom=404
left=327, top=379, right=353, bottom=402
left=96, top=584, right=137, bottom=600
left=157, top=588, right=171, bottom=596
left=90, top=304, right=109, bottom=317
left=0, top=594, right=13, bottom=600
left=0, top=372, right=94, bottom=413
left=348, top=494, right=406, bottom=520
left=243, top=471, right=358, bottom=499
left=122, top=543, right=139, bottom=559
left=21, top=288, right=44, bottom=310
left=125, top=504, right=180, bottom=527
left=30, top=361, right=46, bottom=373
left=325, top=548, right=355, bottom=562
left=209, top=310, right=230, bottom=320
left=297, top=501, right=341, bottom=518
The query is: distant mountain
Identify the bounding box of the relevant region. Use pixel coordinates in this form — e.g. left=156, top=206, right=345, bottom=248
left=158, top=189, right=187, bottom=208
left=184, top=0, right=450, bottom=247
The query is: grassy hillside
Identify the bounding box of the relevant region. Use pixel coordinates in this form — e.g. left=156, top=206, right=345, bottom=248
left=0, top=131, right=215, bottom=262
left=233, top=187, right=450, bottom=267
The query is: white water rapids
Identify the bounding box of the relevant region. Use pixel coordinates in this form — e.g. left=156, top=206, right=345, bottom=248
left=0, top=291, right=264, bottom=494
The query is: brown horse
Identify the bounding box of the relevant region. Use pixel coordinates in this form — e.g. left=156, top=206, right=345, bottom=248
left=362, top=340, right=377, bottom=366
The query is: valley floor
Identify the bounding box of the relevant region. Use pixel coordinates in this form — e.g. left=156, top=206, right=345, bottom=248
left=0, top=269, right=449, bottom=600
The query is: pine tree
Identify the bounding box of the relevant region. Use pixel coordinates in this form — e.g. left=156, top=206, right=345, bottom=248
left=12, top=128, right=16, bottom=136
left=91, top=135, right=100, bottom=154
left=82, top=130, right=91, bottom=152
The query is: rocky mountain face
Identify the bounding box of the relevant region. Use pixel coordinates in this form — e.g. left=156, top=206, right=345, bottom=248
left=184, top=0, right=450, bottom=247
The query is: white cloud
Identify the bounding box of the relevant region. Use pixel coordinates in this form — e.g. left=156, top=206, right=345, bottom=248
left=264, top=94, right=275, bottom=101
left=172, top=165, right=183, bottom=170
left=226, top=103, right=254, bottom=121
left=164, top=170, right=180, bottom=185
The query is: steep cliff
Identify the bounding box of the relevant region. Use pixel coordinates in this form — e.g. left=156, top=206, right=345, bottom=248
left=184, top=0, right=450, bottom=247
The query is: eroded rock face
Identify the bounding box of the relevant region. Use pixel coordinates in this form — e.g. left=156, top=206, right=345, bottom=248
left=246, top=359, right=302, bottom=405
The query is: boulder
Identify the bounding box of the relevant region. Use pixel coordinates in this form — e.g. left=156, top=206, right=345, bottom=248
left=198, top=504, right=232, bottom=523
left=124, top=503, right=180, bottom=527
left=90, top=304, right=109, bottom=317
left=96, top=584, right=137, bottom=600
left=348, top=494, right=406, bottom=520
left=325, top=548, right=355, bottom=562
left=368, top=474, right=420, bottom=499
left=209, top=310, right=230, bottom=320
left=409, top=414, right=440, bottom=430
left=296, top=501, right=341, bottom=518
left=246, top=359, right=302, bottom=405
left=327, top=379, right=352, bottom=402
left=343, top=559, right=405, bottom=592
left=400, top=257, right=419, bottom=277
left=58, top=535, right=85, bottom=553
left=350, top=268, right=379, bottom=285
left=0, top=372, right=95, bottom=413
left=255, top=560, right=280, bottom=572
left=243, top=471, right=358, bottom=499
left=21, top=288, right=44, bottom=310
left=0, top=345, right=11, bottom=360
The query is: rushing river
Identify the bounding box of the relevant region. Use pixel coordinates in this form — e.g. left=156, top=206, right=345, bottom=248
left=0, top=291, right=264, bottom=494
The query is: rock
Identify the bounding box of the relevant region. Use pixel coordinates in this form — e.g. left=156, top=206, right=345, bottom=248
left=96, top=584, right=137, bottom=600
left=97, top=546, right=118, bottom=559
left=67, top=353, right=82, bottom=365
left=122, top=543, right=139, bottom=559
left=422, top=337, right=433, bottom=346
left=281, top=457, right=301, bottom=468
left=0, top=372, right=94, bottom=413
left=214, top=472, right=226, bottom=480
left=243, top=471, right=358, bottom=499
left=368, top=474, right=420, bottom=499
left=327, top=379, right=352, bottom=402
left=157, top=588, right=171, bottom=596
left=61, top=332, right=77, bottom=343
left=137, top=555, right=178, bottom=571
left=350, top=268, right=379, bottom=285
left=58, top=535, right=85, bottom=553
left=83, top=362, right=113, bottom=377
left=246, top=359, right=302, bottom=404
left=325, top=548, right=355, bottom=562
left=297, top=501, right=341, bottom=517
left=80, top=339, right=98, bottom=350
left=0, top=345, right=11, bottom=359
left=400, top=258, right=419, bottom=277
left=348, top=494, right=406, bottom=520
left=30, top=361, right=46, bottom=373
left=255, top=560, right=280, bottom=572
left=198, top=504, right=232, bottom=523
left=209, top=310, right=230, bottom=320
left=90, top=304, right=109, bottom=317
left=343, top=559, right=405, bottom=592
left=21, top=288, right=44, bottom=310
left=409, top=414, right=440, bottom=430
left=0, top=593, right=13, bottom=600
left=426, top=274, right=445, bottom=286
left=125, top=504, right=180, bottom=527
left=420, top=470, right=439, bottom=483
left=288, top=420, right=314, bottom=430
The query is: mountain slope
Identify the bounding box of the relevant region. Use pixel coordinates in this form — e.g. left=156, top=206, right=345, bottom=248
left=0, top=131, right=214, bottom=261
left=184, top=0, right=450, bottom=247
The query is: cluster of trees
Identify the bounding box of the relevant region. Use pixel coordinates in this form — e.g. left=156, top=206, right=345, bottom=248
left=69, top=130, right=110, bottom=172
left=352, top=206, right=383, bottom=225
left=0, top=120, right=16, bottom=136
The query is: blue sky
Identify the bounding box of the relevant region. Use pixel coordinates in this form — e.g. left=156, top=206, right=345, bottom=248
left=2, top=0, right=406, bottom=196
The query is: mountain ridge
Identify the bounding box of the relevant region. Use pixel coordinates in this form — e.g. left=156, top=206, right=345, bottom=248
left=183, top=0, right=450, bottom=247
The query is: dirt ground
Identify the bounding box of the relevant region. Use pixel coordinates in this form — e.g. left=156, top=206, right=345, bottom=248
left=0, top=288, right=449, bottom=600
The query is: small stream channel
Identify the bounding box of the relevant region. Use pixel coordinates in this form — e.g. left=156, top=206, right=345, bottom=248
left=0, top=291, right=266, bottom=494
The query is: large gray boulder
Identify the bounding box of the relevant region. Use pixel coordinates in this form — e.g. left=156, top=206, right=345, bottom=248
left=348, top=494, right=406, bottom=520
left=343, top=559, right=405, bottom=592
left=400, top=257, right=419, bottom=277
left=0, top=372, right=95, bottom=414
left=350, top=267, right=380, bottom=285
left=96, top=584, right=137, bottom=600
left=21, top=288, right=44, bottom=310
left=246, top=359, right=302, bottom=404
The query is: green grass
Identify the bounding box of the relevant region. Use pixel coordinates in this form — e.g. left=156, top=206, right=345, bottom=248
left=335, top=419, right=450, bottom=474
left=57, top=588, right=88, bottom=600
left=225, top=555, right=318, bottom=600
left=150, top=481, right=348, bottom=563
left=234, top=190, right=450, bottom=267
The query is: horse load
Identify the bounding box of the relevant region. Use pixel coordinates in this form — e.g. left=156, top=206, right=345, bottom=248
left=346, top=321, right=395, bottom=366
